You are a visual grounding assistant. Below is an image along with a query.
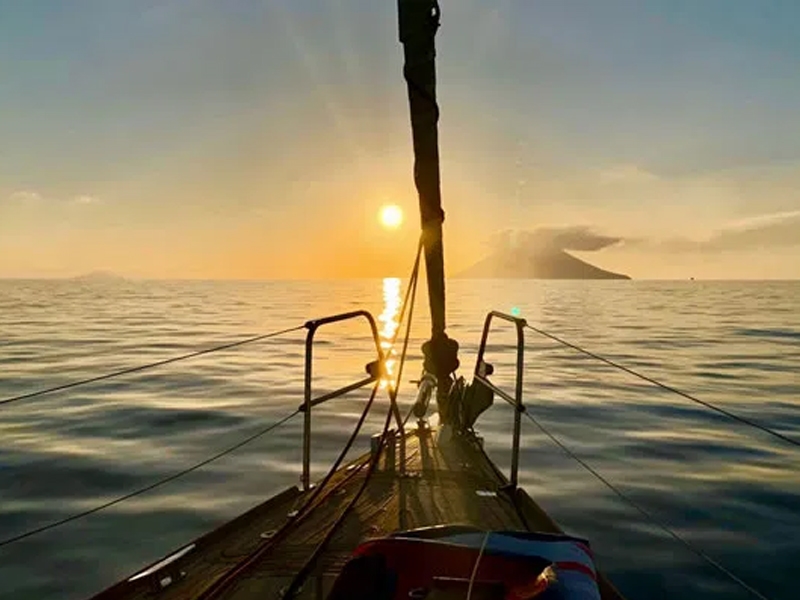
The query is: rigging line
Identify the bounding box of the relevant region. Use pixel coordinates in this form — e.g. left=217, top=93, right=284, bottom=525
left=198, top=382, right=383, bottom=600
left=283, top=405, right=395, bottom=599
left=200, top=244, right=423, bottom=599
left=466, top=531, right=491, bottom=600
left=524, top=323, right=800, bottom=450
left=0, top=324, right=305, bottom=409
left=521, top=409, right=771, bottom=600
left=295, top=381, right=381, bottom=521
left=389, top=239, right=421, bottom=408
left=0, top=409, right=301, bottom=549
left=389, top=236, right=423, bottom=350
left=274, top=238, right=420, bottom=522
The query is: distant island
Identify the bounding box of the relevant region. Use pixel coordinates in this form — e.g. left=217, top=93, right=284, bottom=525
left=456, top=248, right=630, bottom=280
left=69, top=271, right=126, bottom=282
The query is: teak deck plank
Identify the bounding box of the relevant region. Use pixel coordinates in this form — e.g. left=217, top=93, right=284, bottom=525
left=92, top=426, right=624, bottom=600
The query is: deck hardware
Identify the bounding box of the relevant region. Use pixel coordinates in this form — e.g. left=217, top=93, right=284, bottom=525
left=397, top=433, right=406, bottom=477
left=475, top=490, right=498, bottom=497
left=128, top=542, right=193, bottom=592
left=408, top=587, right=429, bottom=598
left=260, top=530, right=277, bottom=539
left=370, top=432, right=383, bottom=458
left=385, top=429, right=397, bottom=471
left=287, top=510, right=299, bottom=519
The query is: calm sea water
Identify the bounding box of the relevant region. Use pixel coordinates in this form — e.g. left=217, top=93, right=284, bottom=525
left=0, top=279, right=798, bottom=600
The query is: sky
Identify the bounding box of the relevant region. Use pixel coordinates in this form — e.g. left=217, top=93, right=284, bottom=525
left=1, top=0, right=799, bottom=280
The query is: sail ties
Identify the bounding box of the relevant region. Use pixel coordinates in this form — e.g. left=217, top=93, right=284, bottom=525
left=421, top=333, right=460, bottom=422
left=422, top=334, right=460, bottom=379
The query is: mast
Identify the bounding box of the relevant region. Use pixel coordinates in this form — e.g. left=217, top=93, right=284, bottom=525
left=398, top=0, right=459, bottom=418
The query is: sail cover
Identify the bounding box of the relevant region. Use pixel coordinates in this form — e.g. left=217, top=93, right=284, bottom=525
left=328, top=526, right=602, bottom=600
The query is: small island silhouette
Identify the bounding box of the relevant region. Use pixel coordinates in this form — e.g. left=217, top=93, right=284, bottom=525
left=69, top=271, right=126, bottom=282
left=457, top=227, right=630, bottom=280
left=457, top=248, right=630, bottom=280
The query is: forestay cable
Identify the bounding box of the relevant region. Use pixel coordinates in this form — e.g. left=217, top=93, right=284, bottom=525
left=283, top=243, right=424, bottom=598
left=0, top=409, right=301, bottom=549
left=0, top=325, right=305, bottom=408
left=525, top=323, right=800, bottom=450
left=286, top=246, right=423, bottom=598
left=200, top=241, right=424, bottom=600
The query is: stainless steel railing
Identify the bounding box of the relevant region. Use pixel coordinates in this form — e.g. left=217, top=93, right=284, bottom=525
left=473, top=310, right=527, bottom=489
left=299, top=310, right=410, bottom=490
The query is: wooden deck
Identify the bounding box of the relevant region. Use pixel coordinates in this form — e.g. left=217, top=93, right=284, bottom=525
left=92, top=425, right=624, bottom=600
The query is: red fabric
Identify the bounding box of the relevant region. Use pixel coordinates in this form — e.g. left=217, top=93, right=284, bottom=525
left=353, top=538, right=552, bottom=599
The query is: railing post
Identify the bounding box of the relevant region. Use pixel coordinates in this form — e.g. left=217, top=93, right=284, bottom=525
left=510, top=320, right=524, bottom=489
left=302, top=324, right=315, bottom=491
left=473, top=311, right=527, bottom=489
left=300, top=310, right=386, bottom=492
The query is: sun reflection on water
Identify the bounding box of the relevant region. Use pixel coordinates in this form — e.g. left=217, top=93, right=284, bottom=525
left=378, top=277, right=402, bottom=389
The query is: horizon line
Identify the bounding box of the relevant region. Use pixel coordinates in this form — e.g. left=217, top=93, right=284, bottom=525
left=1, top=275, right=799, bottom=283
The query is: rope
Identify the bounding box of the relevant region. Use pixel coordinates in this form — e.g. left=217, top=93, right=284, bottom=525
left=390, top=239, right=422, bottom=408
left=0, top=236, right=424, bottom=558
left=0, top=409, right=301, bottom=549
left=524, top=323, right=800, bottom=450
left=282, top=406, right=395, bottom=599
left=282, top=246, right=423, bottom=598
left=0, top=325, right=305, bottom=408
left=465, top=531, right=490, bottom=600
left=293, top=382, right=381, bottom=519
left=294, top=239, right=420, bottom=511
left=201, top=242, right=424, bottom=599
left=521, top=409, right=771, bottom=600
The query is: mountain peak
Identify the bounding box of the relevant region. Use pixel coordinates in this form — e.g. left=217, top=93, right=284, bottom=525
left=456, top=248, right=630, bottom=280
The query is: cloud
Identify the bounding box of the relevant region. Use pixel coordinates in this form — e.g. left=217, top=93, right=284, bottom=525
left=704, top=210, right=800, bottom=250
left=7, top=190, right=42, bottom=203
left=655, top=209, right=800, bottom=252
left=73, top=195, right=100, bottom=205
left=490, top=226, right=623, bottom=254
left=597, top=164, right=660, bottom=185
left=491, top=210, right=800, bottom=260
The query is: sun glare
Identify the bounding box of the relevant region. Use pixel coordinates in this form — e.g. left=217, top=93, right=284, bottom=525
left=379, top=204, right=404, bottom=229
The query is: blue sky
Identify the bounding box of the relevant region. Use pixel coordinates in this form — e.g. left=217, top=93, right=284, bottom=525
left=1, top=0, right=799, bottom=278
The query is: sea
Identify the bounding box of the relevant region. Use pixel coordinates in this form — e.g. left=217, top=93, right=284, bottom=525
left=0, top=278, right=798, bottom=600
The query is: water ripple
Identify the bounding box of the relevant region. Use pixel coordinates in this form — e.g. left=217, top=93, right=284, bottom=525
left=0, top=279, right=798, bottom=599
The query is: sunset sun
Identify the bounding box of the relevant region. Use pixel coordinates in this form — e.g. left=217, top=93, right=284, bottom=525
left=379, top=204, right=404, bottom=229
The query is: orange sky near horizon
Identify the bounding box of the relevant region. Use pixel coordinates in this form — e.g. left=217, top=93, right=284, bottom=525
left=1, top=2, right=799, bottom=280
